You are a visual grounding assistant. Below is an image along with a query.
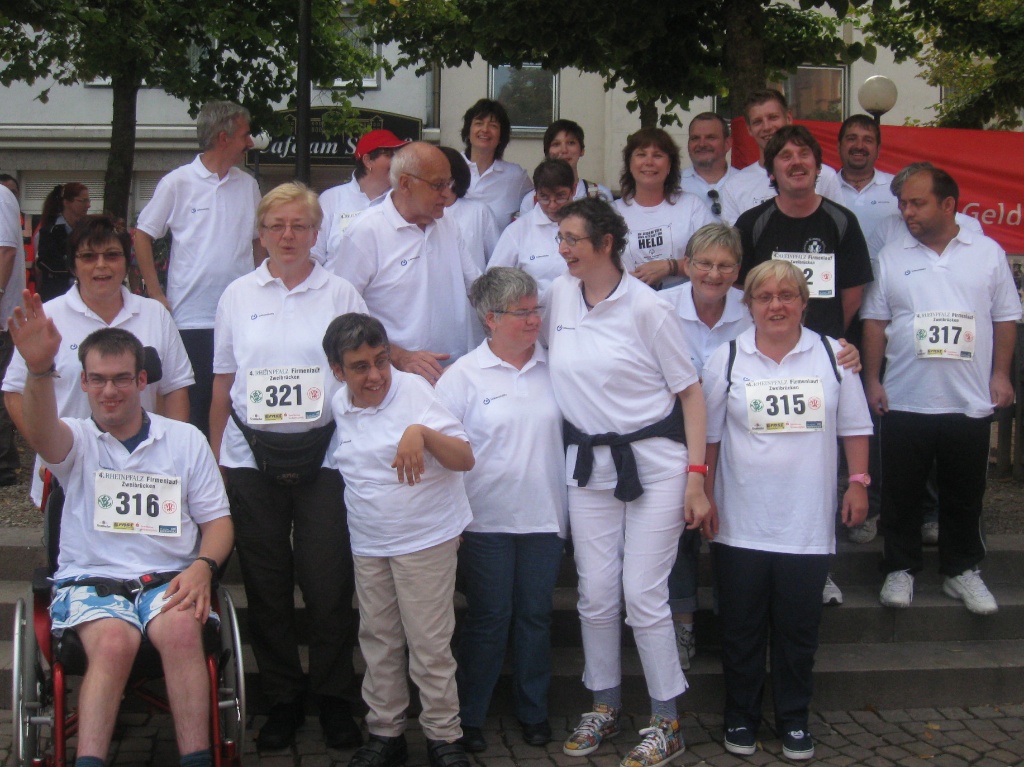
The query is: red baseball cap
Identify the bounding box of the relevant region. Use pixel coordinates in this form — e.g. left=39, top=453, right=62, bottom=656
left=354, top=129, right=409, bottom=160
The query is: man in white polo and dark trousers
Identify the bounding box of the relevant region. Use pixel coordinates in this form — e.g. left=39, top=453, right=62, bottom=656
left=862, top=164, right=1020, bottom=615
left=134, top=101, right=263, bottom=438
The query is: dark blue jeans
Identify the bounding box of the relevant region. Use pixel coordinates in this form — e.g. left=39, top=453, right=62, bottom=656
left=668, top=528, right=702, bottom=614
left=456, top=531, right=564, bottom=727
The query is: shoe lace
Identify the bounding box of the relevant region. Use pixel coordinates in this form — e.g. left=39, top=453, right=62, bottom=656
left=633, top=721, right=673, bottom=760
left=572, top=710, right=613, bottom=742
left=957, top=570, right=990, bottom=597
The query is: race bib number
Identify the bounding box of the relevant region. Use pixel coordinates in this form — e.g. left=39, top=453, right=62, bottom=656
left=745, top=378, right=826, bottom=433
left=94, top=470, right=182, bottom=536
left=247, top=366, right=325, bottom=424
left=913, top=311, right=976, bottom=360
left=772, top=252, right=835, bottom=299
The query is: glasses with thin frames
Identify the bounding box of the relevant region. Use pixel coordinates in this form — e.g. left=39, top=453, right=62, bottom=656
left=406, top=174, right=456, bottom=193
left=690, top=259, right=738, bottom=276
left=494, top=307, right=544, bottom=319
left=345, top=356, right=391, bottom=375
left=84, top=373, right=137, bottom=390
left=537, top=192, right=572, bottom=206
left=261, top=223, right=313, bottom=235
left=555, top=233, right=592, bottom=247
left=751, top=291, right=801, bottom=305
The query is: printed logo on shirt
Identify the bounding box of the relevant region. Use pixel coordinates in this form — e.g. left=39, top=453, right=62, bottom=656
left=190, top=207, right=210, bottom=214
left=636, top=227, right=665, bottom=255
left=70, top=343, right=79, bottom=351
left=805, top=237, right=826, bottom=253
left=341, top=439, right=352, bottom=445
left=400, top=255, right=422, bottom=267
left=529, top=254, right=550, bottom=260
left=556, top=324, right=576, bottom=332
left=250, top=312, right=274, bottom=320
left=482, top=393, right=507, bottom=405
left=904, top=268, right=926, bottom=276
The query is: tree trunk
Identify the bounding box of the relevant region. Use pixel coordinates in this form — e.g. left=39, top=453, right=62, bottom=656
left=104, top=72, right=141, bottom=221
left=638, top=97, right=658, bottom=129
left=724, top=0, right=766, bottom=118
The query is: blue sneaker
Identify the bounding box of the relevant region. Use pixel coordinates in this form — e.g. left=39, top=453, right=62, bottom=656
left=723, top=726, right=756, bottom=755
left=782, top=730, right=814, bottom=761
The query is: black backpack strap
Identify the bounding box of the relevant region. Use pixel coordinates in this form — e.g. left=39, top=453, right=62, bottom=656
left=725, top=340, right=738, bottom=395
left=820, top=334, right=841, bottom=383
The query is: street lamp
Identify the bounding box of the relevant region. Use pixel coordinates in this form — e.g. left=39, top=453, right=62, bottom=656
left=858, top=76, right=898, bottom=125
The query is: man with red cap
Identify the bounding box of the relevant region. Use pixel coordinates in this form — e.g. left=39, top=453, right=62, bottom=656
left=314, top=129, right=410, bottom=271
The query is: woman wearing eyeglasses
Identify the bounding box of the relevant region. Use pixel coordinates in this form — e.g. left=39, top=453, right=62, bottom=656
left=209, top=182, right=368, bottom=751
left=3, top=214, right=193, bottom=500
left=613, top=128, right=714, bottom=290
left=700, top=260, right=871, bottom=760
left=34, top=182, right=91, bottom=301
left=548, top=197, right=710, bottom=767
left=435, top=268, right=566, bottom=753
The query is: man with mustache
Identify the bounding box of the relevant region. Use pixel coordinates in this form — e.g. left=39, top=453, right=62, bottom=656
left=681, top=112, right=738, bottom=221
left=836, top=115, right=897, bottom=246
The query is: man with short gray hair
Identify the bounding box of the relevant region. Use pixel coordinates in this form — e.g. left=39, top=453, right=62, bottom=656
left=135, top=101, right=263, bottom=437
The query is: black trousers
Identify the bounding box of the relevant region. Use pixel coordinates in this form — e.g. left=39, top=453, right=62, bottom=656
left=179, top=328, right=214, bottom=439
left=227, top=467, right=356, bottom=705
left=712, top=543, right=828, bottom=734
left=879, top=410, right=989, bottom=576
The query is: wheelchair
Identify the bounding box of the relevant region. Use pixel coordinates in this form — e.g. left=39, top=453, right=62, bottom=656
left=10, top=473, right=247, bottom=767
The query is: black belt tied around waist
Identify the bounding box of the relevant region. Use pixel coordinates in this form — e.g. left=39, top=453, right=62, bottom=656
left=55, top=571, right=182, bottom=600
left=563, top=397, right=685, bottom=503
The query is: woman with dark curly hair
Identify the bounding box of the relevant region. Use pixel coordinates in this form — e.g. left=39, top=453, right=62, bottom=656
left=460, top=99, right=532, bottom=232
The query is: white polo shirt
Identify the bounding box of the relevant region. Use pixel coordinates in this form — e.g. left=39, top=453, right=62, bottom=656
left=464, top=156, right=533, bottom=231
left=614, top=194, right=715, bottom=288
left=136, top=156, right=260, bottom=330
left=313, top=177, right=387, bottom=271
left=518, top=178, right=615, bottom=216
left=435, top=341, right=567, bottom=537
left=335, top=193, right=480, bottom=363
left=703, top=326, right=873, bottom=555
left=660, top=284, right=752, bottom=372
left=546, top=273, right=698, bottom=489
left=681, top=166, right=739, bottom=220
left=212, top=261, right=367, bottom=469
left=0, top=184, right=26, bottom=322
left=720, top=161, right=843, bottom=225
left=3, top=285, right=195, bottom=505
left=332, top=369, right=473, bottom=557
left=860, top=228, right=1021, bottom=418
left=837, top=169, right=896, bottom=246
left=446, top=197, right=501, bottom=273
left=488, top=204, right=565, bottom=297
left=47, top=413, right=230, bottom=581
left=867, top=211, right=982, bottom=261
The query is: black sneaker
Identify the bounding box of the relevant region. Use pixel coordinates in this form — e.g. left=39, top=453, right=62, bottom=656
left=782, top=730, right=814, bottom=761
left=456, top=726, right=487, bottom=753
left=723, top=726, right=756, bottom=756
left=427, top=739, right=470, bottom=767
left=257, top=701, right=305, bottom=751
left=350, top=734, right=408, bottom=767
left=520, top=719, right=552, bottom=746
left=320, top=696, right=363, bottom=749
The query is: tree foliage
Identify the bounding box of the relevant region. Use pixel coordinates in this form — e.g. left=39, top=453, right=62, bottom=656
left=0, top=0, right=387, bottom=217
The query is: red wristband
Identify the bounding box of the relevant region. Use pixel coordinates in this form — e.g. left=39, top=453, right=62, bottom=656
left=687, top=464, right=709, bottom=475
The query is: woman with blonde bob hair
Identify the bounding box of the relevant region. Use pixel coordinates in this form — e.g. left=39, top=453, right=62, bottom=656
left=209, top=181, right=368, bottom=751
left=700, top=260, right=872, bottom=761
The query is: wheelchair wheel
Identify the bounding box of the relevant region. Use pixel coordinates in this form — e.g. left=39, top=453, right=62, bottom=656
left=217, top=587, right=246, bottom=763
left=11, top=598, right=40, bottom=766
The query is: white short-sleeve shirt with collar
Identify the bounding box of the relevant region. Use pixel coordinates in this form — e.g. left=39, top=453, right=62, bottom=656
left=213, top=260, right=367, bottom=469
left=332, top=368, right=473, bottom=557
left=720, top=161, right=843, bottom=225
left=488, top=204, right=565, bottom=297
left=335, top=193, right=481, bottom=362
left=660, top=284, right=752, bottom=372
left=0, top=184, right=26, bottom=321
left=860, top=228, right=1022, bottom=418
left=446, top=197, right=501, bottom=273
left=314, top=177, right=387, bottom=271
left=681, top=165, right=739, bottom=220
left=136, top=155, right=260, bottom=330
left=3, top=285, right=196, bottom=505
left=867, top=211, right=983, bottom=262
left=47, top=413, right=230, bottom=581
left=464, top=156, right=534, bottom=232
left=545, top=273, right=699, bottom=489
left=837, top=169, right=897, bottom=245
left=702, top=326, right=873, bottom=555
left=435, top=340, right=567, bottom=537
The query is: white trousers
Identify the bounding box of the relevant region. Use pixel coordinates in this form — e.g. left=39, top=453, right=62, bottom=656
left=568, top=473, right=687, bottom=702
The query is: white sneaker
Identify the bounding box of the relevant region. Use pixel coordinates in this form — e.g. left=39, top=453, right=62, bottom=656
left=822, top=574, right=843, bottom=606
left=880, top=570, right=914, bottom=608
left=943, top=569, right=998, bottom=615
left=674, top=623, right=695, bottom=670
left=921, top=521, right=939, bottom=545
left=848, top=516, right=878, bottom=544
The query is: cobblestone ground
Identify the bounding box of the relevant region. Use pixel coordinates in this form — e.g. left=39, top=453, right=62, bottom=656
left=3, top=704, right=1024, bottom=767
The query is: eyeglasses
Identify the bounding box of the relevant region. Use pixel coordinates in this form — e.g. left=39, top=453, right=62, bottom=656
left=707, top=189, right=722, bottom=216
left=690, top=259, right=738, bottom=276
left=555, top=233, right=592, bottom=247
left=261, top=223, right=313, bottom=235
left=537, top=192, right=572, bottom=205
left=75, top=250, right=125, bottom=263
left=84, top=373, right=137, bottom=389
left=345, top=356, right=391, bottom=375
left=494, top=307, right=543, bottom=319
left=406, top=174, right=456, bottom=193
left=751, top=291, right=801, bottom=305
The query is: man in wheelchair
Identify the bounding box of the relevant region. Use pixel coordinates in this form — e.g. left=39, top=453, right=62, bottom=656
left=9, top=293, right=234, bottom=767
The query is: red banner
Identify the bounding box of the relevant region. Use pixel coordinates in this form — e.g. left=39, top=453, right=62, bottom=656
left=730, top=119, right=1024, bottom=254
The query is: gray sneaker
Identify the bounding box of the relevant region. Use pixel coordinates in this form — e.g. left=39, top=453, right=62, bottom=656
left=880, top=570, right=914, bottom=608
left=822, top=574, right=843, bottom=606
left=943, top=569, right=998, bottom=614
left=674, top=623, right=696, bottom=670
left=848, top=516, right=878, bottom=544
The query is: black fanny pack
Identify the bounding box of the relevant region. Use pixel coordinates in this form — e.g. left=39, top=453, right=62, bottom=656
left=230, top=410, right=336, bottom=486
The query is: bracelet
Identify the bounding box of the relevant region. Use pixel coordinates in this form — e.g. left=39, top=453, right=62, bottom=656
left=195, top=556, right=219, bottom=574
left=27, top=363, right=60, bottom=379
left=666, top=259, right=679, bottom=277
left=687, top=464, right=709, bottom=475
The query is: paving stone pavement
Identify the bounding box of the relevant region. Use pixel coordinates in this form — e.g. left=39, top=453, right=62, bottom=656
left=4, top=704, right=1024, bottom=767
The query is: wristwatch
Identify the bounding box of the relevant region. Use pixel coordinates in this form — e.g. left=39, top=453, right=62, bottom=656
left=195, top=556, right=219, bottom=574
left=848, top=473, right=872, bottom=488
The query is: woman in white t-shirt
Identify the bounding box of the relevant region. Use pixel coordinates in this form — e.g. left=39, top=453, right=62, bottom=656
left=614, top=128, right=714, bottom=289
left=461, top=99, right=533, bottom=231
left=700, top=260, right=872, bottom=761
